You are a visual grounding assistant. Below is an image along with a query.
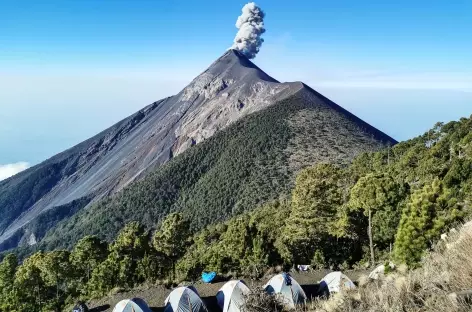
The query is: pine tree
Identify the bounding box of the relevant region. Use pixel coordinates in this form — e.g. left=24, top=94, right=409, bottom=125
left=220, top=215, right=251, bottom=267
left=39, top=250, right=73, bottom=309
left=136, top=252, right=162, bottom=282
left=70, top=235, right=108, bottom=285
left=87, top=256, right=118, bottom=297
left=111, top=221, right=149, bottom=256
left=14, top=252, right=46, bottom=311
left=348, top=173, right=407, bottom=265
left=241, top=236, right=269, bottom=278
left=0, top=254, right=18, bottom=310
left=109, top=221, right=149, bottom=286
left=85, top=221, right=149, bottom=295
left=153, top=213, right=191, bottom=281
left=394, top=178, right=462, bottom=266
left=281, top=163, right=344, bottom=264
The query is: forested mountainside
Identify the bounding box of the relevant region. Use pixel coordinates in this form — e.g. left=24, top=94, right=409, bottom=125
left=0, top=49, right=306, bottom=251
left=179, top=114, right=472, bottom=275
left=0, top=49, right=394, bottom=252
left=35, top=86, right=394, bottom=252
left=1, top=112, right=470, bottom=311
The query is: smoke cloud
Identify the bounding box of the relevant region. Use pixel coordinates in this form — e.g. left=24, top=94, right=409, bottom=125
left=231, top=2, right=265, bottom=59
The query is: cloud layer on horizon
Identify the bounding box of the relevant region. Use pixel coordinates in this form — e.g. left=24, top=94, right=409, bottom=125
left=0, top=162, right=30, bottom=181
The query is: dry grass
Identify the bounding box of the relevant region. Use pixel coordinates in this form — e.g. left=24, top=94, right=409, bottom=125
left=241, top=290, right=288, bottom=312
left=305, top=223, right=472, bottom=312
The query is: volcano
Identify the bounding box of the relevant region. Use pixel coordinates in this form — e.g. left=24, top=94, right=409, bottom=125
left=0, top=50, right=396, bottom=251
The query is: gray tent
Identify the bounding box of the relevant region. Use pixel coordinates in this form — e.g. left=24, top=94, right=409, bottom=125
left=216, top=280, right=250, bottom=312
left=164, top=286, right=207, bottom=312
left=113, top=298, right=152, bottom=312
left=264, top=273, right=306, bottom=309
left=319, top=272, right=356, bottom=294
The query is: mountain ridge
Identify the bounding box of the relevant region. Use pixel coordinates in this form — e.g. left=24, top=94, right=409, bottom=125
left=0, top=50, right=396, bottom=251
left=37, top=86, right=395, bottom=252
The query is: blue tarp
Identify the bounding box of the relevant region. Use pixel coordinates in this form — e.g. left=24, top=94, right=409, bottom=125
left=201, top=271, right=216, bottom=283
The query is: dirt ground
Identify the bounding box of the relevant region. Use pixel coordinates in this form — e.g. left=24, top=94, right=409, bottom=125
left=87, top=270, right=368, bottom=312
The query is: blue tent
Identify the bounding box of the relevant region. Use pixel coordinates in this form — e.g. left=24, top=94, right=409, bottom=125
left=202, top=271, right=216, bottom=283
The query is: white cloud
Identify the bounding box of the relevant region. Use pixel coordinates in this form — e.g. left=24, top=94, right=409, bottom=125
left=0, top=162, right=30, bottom=181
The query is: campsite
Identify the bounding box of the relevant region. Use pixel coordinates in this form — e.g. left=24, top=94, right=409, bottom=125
left=2, top=1, right=472, bottom=311
left=87, top=270, right=364, bottom=312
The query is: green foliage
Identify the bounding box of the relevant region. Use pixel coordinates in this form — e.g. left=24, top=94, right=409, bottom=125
left=240, top=236, right=269, bottom=278
left=311, top=250, right=326, bottom=269
left=85, top=221, right=155, bottom=297
left=112, top=221, right=149, bottom=256
left=280, top=163, right=345, bottom=264
left=39, top=250, right=74, bottom=309
left=0, top=254, right=18, bottom=310
left=348, top=173, right=408, bottom=247
left=395, top=179, right=463, bottom=265
left=176, top=199, right=289, bottom=280
left=87, top=256, right=117, bottom=298
left=153, top=213, right=190, bottom=280
left=40, top=99, right=296, bottom=251
left=2, top=103, right=472, bottom=309
left=13, top=252, right=47, bottom=311
left=136, top=252, right=162, bottom=282
left=111, top=222, right=150, bottom=286
left=39, top=91, right=389, bottom=252
left=70, top=236, right=108, bottom=287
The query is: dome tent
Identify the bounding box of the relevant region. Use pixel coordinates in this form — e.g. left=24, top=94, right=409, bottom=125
left=216, top=280, right=250, bottom=312
left=264, top=273, right=307, bottom=309
left=320, top=272, right=356, bottom=294
left=112, top=298, right=152, bottom=312
left=369, top=262, right=395, bottom=280
left=164, top=286, right=207, bottom=312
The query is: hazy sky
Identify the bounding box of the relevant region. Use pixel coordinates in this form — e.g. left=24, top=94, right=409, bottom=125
left=1, top=0, right=471, bottom=179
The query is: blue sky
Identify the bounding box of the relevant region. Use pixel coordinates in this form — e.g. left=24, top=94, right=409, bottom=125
left=1, top=0, right=471, bottom=178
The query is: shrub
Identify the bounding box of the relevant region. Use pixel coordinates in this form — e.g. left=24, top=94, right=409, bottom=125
left=306, top=222, right=472, bottom=312
left=241, top=290, right=288, bottom=312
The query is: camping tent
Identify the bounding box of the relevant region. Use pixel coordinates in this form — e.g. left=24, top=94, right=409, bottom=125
left=297, top=265, right=311, bottom=272
left=369, top=262, right=395, bottom=280
left=320, top=272, right=356, bottom=294
left=164, top=286, right=207, bottom=312
left=216, top=280, right=250, bottom=312
left=264, top=273, right=307, bottom=309
left=113, top=298, right=152, bottom=312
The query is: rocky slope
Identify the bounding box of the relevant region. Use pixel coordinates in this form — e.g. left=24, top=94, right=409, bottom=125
left=0, top=50, right=396, bottom=251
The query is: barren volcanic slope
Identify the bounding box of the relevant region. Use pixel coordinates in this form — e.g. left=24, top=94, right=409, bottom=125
left=0, top=50, right=396, bottom=252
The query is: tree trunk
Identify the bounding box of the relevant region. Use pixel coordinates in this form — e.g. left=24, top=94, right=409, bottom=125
left=368, top=207, right=375, bottom=265
left=56, top=281, right=60, bottom=312
left=37, top=284, right=42, bottom=312
left=172, top=260, right=176, bottom=282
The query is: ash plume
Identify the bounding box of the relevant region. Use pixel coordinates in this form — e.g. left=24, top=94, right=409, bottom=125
left=231, top=2, right=265, bottom=59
